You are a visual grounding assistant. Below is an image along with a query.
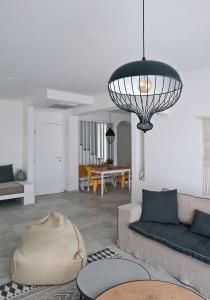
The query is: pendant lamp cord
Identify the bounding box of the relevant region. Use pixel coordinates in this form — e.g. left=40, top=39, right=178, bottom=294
left=142, top=0, right=146, bottom=60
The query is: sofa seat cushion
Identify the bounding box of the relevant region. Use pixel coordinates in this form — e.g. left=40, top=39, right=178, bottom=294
left=129, top=221, right=210, bottom=265
left=0, top=181, right=24, bottom=196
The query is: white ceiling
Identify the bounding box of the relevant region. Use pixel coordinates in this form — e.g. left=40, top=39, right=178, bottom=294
left=0, top=0, right=210, bottom=100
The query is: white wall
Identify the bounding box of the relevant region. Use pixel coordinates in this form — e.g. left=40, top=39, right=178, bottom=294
left=72, top=92, right=114, bottom=115
left=132, top=113, right=143, bottom=202
left=132, top=67, right=210, bottom=202
left=79, top=111, right=131, bottom=164
left=0, top=100, right=23, bottom=172
left=78, top=111, right=130, bottom=124
left=23, top=105, right=34, bottom=182
left=35, top=110, right=64, bottom=124
left=47, top=89, right=93, bottom=105
left=65, top=115, right=79, bottom=191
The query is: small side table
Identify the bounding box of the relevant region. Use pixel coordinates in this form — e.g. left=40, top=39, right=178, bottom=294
left=76, top=258, right=150, bottom=300
left=18, top=181, right=35, bottom=205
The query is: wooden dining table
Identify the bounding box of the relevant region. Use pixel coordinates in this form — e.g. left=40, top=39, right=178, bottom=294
left=93, top=166, right=131, bottom=196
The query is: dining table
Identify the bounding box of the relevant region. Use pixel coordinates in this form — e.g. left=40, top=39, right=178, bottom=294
left=93, top=166, right=131, bottom=196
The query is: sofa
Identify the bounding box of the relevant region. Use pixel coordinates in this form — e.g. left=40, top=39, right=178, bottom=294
left=0, top=164, right=34, bottom=205
left=118, top=191, right=210, bottom=298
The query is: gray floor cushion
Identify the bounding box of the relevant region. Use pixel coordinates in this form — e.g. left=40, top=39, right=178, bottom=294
left=129, top=221, right=210, bottom=264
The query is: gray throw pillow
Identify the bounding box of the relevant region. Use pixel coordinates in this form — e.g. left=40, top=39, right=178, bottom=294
left=140, top=189, right=179, bottom=224
left=190, top=210, right=210, bottom=238
left=0, top=164, right=15, bottom=183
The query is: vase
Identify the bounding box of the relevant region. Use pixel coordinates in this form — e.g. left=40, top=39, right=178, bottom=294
left=15, top=169, right=27, bottom=181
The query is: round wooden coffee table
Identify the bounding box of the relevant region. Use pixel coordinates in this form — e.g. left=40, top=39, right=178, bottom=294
left=96, top=280, right=204, bottom=300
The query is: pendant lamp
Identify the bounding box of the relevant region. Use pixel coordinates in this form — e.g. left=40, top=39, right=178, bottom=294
left=106, top=112, right=115, bottom=144
left=108, top=0, right=183, bottom=133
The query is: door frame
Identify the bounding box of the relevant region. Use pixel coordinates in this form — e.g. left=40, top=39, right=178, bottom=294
left=34, top=121, right=65, bottom=196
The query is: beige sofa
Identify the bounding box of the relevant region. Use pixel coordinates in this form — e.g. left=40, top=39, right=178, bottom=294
left=118, top=192, right=210, bottom=298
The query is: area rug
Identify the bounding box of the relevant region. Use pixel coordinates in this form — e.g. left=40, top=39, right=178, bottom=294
left=0, top=245, right=207, bottom=300
left=0, top=248, right=119, bottom=300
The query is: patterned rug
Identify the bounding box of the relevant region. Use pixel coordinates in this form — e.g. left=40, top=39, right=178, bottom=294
left=0, top=245, right=207, bottom=300
left=0, top=248, right=120, bottom=300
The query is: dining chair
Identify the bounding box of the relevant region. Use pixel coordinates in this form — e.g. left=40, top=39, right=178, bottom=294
left=85, top=166, right=107, bottom=195
left=114, top=174, right=127, bottom=190
left=114, top=164, right=131, bottom=191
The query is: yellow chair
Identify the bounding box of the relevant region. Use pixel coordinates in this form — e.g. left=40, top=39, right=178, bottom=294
left=86, top=166, right=107, bottom=195
left=114, top=164, right=131, bottom=190
left=114, top=174, right=127, bottom=190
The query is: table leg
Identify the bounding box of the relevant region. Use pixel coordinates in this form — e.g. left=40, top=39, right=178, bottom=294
left=128, top=170, right=131, bottom=190
left=80, top=292, right=86, bottom=300
left=101, top=173, right=104, bottom=196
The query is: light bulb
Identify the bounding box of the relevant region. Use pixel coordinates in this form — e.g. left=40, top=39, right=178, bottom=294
left=139, top=77, right=152, bottom=93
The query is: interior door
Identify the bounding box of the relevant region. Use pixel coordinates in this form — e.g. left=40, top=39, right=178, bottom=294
left=35, top=123, right=63, bottom=195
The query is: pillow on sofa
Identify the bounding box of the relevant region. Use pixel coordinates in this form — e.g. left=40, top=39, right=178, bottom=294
left=190, top=210, right=210, bottom=238
left=0, top=164, right=14, bottom=183
left=163, top=188, right=210, bottom=225
left=141, top=189, right=179, bottom=224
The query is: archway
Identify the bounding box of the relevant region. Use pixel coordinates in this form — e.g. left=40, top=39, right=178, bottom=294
left=117, top=121, right=131, bottom=166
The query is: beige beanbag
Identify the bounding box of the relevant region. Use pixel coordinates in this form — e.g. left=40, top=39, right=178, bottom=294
left=11, top=212, right=87, bottom=285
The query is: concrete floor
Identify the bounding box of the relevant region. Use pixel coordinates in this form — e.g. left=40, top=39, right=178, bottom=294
left=0, top=189, right=130, bottom=282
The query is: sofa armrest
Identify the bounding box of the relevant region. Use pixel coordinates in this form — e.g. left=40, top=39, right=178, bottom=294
left=117, top=203, right=142, bottom=253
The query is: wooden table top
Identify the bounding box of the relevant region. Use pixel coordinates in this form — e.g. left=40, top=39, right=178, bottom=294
left=96, top=280, right=203, bottom=300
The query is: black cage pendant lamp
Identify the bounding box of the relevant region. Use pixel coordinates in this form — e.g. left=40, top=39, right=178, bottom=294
left=106, top=112, right=115, bottom=144
left=108, top=0, right=183, bottom=133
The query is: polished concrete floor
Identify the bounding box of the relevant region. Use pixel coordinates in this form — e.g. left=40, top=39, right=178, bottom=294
left=0, top=188, right=130, bottom=282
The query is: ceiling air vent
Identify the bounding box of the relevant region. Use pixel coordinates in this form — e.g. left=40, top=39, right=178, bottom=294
left=48, top=104, right=75, bottom=109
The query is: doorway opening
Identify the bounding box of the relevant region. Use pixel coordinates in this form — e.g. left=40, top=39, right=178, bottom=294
left=34, top=116, right=64, bottom=196
left=117, top=121, right=131, bottom=166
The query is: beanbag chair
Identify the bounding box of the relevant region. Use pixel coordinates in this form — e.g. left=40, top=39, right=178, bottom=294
left=11, top=212, right=87, bottom=285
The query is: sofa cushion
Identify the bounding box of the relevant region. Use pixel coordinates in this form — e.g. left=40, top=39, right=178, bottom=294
left=0, top=181, right=24, bottom=196
left=140, top=189, right=179, bottom=224
left=163, top=188, right=210, bottom=225
left=0, top=164, right=14, bottom=183
left=190, top=210, right=210, bottom=238
left=129, top=220, right=210, bottom=265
